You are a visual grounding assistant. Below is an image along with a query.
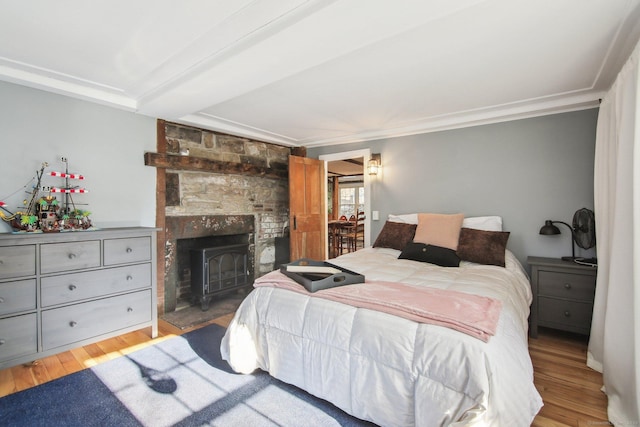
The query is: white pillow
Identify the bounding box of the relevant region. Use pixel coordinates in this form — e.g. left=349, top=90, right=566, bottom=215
left=462, top=216, right=503, bottom=231
left=389, top=214, right=502, bottom=231
left=387, top=213, right=418, bottom=224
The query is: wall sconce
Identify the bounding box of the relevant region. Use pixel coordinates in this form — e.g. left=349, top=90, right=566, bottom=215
left=368, top=153, right=381, bottom=175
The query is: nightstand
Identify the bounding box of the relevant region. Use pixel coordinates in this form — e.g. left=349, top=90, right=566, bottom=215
left=527, top=256, right=597, bottom=338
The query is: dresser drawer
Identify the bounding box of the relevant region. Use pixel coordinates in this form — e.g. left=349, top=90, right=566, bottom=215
left=0, top=313, right=38, bottom=363
left=104, top=237, right=151, bottom=266
left=41, top=264, right=151, bottom=307
left=40, top=240, right=101, bottom=274
left=41, top=289, right=151, bottom=350
left=0, top=245, right=36, bottom=279
left=538, top=297, right=593, bottom=333
left=0, top=279, right=36, bottom=316
left=538, top=270, right=596, bottom=302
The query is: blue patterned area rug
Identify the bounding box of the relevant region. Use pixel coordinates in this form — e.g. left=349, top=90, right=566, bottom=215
left=1, top=324, right=374, bottom=427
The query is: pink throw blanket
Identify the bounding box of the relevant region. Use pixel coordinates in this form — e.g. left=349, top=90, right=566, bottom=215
left=254, top=270, right=502, bottom=342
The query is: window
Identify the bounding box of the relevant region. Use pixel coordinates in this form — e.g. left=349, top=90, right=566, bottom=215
left=339, top=185, right=364, bottom=218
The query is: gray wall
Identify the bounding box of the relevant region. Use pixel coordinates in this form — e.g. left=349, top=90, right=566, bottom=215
left=309, top=109, right=598, bottom=268
left=0, top=81, right=157, bottom=232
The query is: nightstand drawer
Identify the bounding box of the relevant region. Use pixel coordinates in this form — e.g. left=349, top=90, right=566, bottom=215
left=538, top=270, right=596, bottom=302
left=538, top=297, right=593, bottom=333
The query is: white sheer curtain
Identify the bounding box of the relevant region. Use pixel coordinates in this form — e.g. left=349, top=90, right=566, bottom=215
left=588, top=39, right=640, bottom=425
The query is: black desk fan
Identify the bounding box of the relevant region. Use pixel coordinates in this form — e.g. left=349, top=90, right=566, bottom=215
left=572, top=208, right=597, bottom=266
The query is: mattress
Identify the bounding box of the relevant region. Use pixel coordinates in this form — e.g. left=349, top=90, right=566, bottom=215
left=220, top=247, right=543, bottom=426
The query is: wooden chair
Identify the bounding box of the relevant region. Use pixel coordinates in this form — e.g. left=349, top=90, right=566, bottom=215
left=328, top=221, right=342, bottom=258
left=335, top=215, right=354, bottom=255
left=335, top=220, right=350, bottom=255
left=345, top=211, right=365, bottom=253
left=329, top=215, right=349, bottom=258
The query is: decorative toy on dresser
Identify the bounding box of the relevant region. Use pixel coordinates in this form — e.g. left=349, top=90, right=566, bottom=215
left=0, top=158, right=92, bottom=233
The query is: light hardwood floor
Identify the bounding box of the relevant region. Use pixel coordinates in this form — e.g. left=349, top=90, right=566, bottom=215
left=530, top=328, right=609, bottom=426
left=0, top=319, right=608, bottom=426
left=0, top=315, right=233, bottom=399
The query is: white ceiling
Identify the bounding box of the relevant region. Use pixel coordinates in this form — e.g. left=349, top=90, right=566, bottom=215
left=1, top=0, right=639, bottom=148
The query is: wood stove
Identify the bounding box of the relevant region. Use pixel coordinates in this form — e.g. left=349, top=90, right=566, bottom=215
left=190, top=243, right=250, bottom=311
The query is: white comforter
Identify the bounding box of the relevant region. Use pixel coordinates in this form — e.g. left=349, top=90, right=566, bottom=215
left=220, top=248, right=543, bottom=426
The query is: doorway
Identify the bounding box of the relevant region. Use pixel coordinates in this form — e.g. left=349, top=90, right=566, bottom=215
left=319, top=149, right=372, bottom=257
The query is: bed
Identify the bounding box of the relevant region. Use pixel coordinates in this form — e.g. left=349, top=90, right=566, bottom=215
left=220, top=214, right=543, bottom=426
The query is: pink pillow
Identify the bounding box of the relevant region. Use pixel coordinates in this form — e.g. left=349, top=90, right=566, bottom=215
left=413, top=213, right=464, bottom=250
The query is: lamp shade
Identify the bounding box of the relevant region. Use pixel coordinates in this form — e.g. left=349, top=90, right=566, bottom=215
left=539, top=220, right=561, bottom=235
left=368, top=153, right=381, bottom=176
left=367, top=159, right=379, bottom=175
left=539, top=219, right=576, bottom=261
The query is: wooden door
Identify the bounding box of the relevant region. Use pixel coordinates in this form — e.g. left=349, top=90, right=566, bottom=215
left=289, top=155, right=326, bottom=261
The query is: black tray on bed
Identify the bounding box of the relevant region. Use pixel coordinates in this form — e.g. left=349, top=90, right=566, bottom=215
left=280, top=258, right=365, bottom=292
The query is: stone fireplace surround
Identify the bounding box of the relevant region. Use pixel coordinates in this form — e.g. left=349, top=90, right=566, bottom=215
left=147, top=120, right=294, bottom=315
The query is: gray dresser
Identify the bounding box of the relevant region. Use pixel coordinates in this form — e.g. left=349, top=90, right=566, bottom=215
left=0, top=227, right=158, bottom=369
left=528, top=256, right=597, bottom=338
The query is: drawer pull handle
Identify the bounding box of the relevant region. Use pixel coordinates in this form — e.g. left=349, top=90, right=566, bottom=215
left=0, top=297, right=4, bottom=303
left=0, top=259, right=4, bottom=264
left=68, top=253, right=77, bottom=259
left=126, top=248, right=133, bottom=253
left=127, top=307, right=133, bottom=313
left=68, top=284, right=77, bottom=291
left=126, top=275, right=133, bottom=281
left=0, top=339, right=5, bottom=345
left=564, top=311, right=571, bottom=317
left=69, top=321, right=78, bottom=327
left=564, top=283, right=572, bottom=290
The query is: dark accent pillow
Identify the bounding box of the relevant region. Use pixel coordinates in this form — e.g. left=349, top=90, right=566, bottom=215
left=456, top=227, right=510, bottom=267
left=373, top=221, right=417, bottom=251
left=398, top=243, right=460, bottom=267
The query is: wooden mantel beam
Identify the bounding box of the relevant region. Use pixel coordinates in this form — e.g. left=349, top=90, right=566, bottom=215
left=144, top=152, right=288, bottom=180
